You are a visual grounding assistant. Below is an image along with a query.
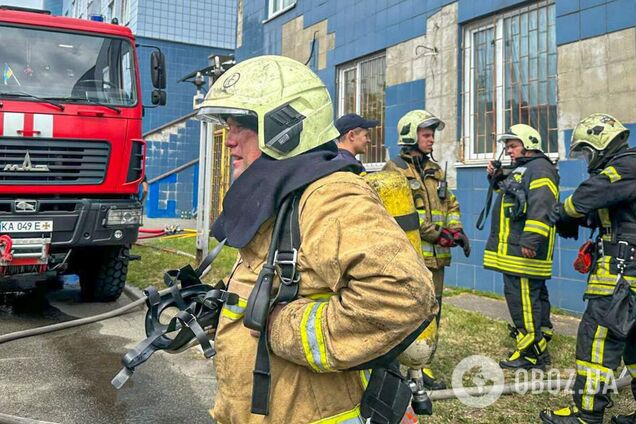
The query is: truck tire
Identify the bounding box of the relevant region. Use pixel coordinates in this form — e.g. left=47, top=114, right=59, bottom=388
left=78, top=245, right=129, bottom=302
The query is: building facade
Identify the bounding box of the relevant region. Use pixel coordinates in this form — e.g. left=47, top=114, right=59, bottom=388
left=236, top=0, right=636, bottom=313
left=60, top=0, right=236, bottom=218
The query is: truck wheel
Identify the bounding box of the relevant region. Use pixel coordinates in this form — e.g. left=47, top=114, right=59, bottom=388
left=79, top=245, right=129, bottom=302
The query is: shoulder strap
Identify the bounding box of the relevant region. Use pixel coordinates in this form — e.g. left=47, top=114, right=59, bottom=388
left=247, top=190, right=303, bottom=416
left=391, top=155, right=408, bottom=169
left=476, top=175, right=500, bottom=231
left=609, top=148, right=636, bottom=164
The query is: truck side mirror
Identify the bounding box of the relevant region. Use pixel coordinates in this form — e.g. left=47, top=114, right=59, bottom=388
left=150, top=51, right=166, bottom=89
left=151, top=89, right=167, bottom=106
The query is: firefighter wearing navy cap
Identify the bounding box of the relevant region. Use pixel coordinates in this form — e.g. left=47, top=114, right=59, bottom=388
left=335, top=113, right=379, bottom=172
left=383, top=109, right=469, bottom=390
left=484, top=124, right=559, bottom=371
left=540, top=113, right=636, bottom=424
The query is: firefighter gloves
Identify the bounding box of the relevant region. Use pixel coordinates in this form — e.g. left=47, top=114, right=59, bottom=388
left=436, top=228, right=470, bottom=257
left=436, top=228, right=455, bottom=248
left=548, top=203, right=579, bottom=239
left=452, top=229, right=471, bottom=257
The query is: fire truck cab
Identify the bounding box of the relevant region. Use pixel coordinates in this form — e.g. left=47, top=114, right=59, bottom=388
left=0, top=6, right=165, bottom=301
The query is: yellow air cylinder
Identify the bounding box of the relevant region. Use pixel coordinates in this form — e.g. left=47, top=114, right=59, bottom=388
left=364, top=171, right=437, bottom=369
left=363, top=171, right=422, bottom=255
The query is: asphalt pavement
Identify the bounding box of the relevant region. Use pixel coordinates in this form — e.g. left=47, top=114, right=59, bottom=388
left=0, top=287, right=217, bottom=424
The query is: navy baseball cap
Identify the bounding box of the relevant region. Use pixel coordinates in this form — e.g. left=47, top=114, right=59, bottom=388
left=335, top=113, right=379, bottom=136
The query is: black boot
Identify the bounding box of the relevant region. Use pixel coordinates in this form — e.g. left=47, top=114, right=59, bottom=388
left=539, top=349, right=552, bottom=366
left=539, top=406, right=603, bottom=424
left=421, top=367, right=447, bottom=390
left=500, top=350, right=546, bottom=371
left=612, top=412, right=636, bottom=424
left=508, top=324, right=520, bottom=340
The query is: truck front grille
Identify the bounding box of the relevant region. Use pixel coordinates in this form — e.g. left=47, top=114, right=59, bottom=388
left=0, top=138, right=110, bottom=185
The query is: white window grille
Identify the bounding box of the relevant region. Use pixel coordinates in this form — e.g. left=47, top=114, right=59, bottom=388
left=336, top=53, right=386, bottom=166
left=462, top=1, right=557, bottom=162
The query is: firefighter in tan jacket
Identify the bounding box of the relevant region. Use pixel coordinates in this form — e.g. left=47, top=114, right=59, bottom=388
left=383, top=110, right=470, bottom=390
left=196, top=56, right=437, bottom=424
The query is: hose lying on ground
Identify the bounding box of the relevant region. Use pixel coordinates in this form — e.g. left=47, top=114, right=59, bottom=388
left=133, top=242, right=196, bottom=259
left=0, top=412, right=59, bottom=424
left=0, top=287, right=149, bottom=345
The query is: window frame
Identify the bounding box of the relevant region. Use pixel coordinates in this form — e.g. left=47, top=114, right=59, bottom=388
left=121, top=0, right=131, bottom=25
left=266, top=0, right=296, bottom=21
left=461, top=1, right=558, bottom=165
left=336, top=52, right=387, bottom=170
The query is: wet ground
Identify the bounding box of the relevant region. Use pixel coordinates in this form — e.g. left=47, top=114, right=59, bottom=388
left=0, top=287, right=217, bottom=424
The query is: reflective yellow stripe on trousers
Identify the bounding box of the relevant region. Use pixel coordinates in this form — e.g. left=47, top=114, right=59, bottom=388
left=517, top=278, right=536, bottom=350
left=579, top=325, right=609, bottom=411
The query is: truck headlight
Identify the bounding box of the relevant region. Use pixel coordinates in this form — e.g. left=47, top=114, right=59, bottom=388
left=106, top=208, right=142, bottom=226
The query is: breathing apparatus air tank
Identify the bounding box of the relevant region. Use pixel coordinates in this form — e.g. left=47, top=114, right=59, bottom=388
left=364, top=171, right=435, bottom=416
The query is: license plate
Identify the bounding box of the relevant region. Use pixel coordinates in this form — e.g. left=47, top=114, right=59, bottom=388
left=0, top=220, right=53, bottom=233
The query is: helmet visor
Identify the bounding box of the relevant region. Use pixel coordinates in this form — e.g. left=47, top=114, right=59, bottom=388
left=417, top=118, right=445, bottom=131
left=195, top=107, right=256, bottom=127
left=569, top=143, right=596, bottom=165
left=498, top=133, right=521, bottom=144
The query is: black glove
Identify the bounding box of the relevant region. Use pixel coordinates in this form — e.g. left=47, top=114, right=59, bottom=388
left=451, top=229, right=471, bottom=257
left=547, top=203, right=566, bottom=225
left=548, top=203, right=579, bottom=239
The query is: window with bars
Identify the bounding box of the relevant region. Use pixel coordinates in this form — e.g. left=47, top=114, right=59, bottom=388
left=462, top=1, right=557, bottom=161
left=336, top=53, right=386, bottom=165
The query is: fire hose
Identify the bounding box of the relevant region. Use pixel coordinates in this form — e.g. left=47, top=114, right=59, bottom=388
left=0, top=234, right=14, bottom=261
left=0, top=242, right=632, bottom=417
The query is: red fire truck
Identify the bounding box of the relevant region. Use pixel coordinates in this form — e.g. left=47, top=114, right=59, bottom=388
left=0, top=6, right=166, bottom=301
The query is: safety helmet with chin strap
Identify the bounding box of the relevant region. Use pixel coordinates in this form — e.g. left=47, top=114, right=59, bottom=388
left=498, top=124, right=543, bottom=152
left=397, top=110, right=445, bottom=146
left=195, top=55, right=339, bottom=160
left=570, top=113, right=629, bottom=171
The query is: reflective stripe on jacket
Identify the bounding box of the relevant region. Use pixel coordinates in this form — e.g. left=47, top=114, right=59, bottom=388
left=211, top=171, right=436, bottom=424
left=484, top=154, right=559, bottom=279
left=383, top=152, right=463, bottom=269
left=562, top=148, right=636, bottom=296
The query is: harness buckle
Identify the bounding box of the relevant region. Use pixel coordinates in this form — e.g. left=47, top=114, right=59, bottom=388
left=616, top=240, right=629, bottom=274
left=274, top=248, right=300, bottom=285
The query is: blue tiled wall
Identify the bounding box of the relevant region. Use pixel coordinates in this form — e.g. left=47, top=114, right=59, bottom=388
left=556, top=0, right=636, bottom=46
left=450, top=123, right=636, bottom=314
left=43, top=0, right=63, bottom=15
left=237, top=0, right=636, bottom=314
left=238, top=0, right=454, bottom=100
left=136, top=36, right=232, bottom=134
left=384, top=79, right=426, bottom=158
left=457, top=0, right=529, bottom=23
left=136, top=0, right=236, bottom=49
left=145, top=118, right=201, bottom=218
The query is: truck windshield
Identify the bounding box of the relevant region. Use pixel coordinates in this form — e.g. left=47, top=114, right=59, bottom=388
left=0, top=25, right=137, bottom=106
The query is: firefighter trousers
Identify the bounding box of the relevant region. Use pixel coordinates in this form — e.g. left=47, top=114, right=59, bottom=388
left=503, top=274, right=553, bottom=354
left=425, top=268, right=444, bottom=365
left=573, top=296, right=636, bottom=413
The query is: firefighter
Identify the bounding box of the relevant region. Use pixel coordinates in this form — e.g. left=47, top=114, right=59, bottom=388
left=540, top=113, right=636, bottom=424
left=196, top=55, right=437, bottom=423
left=383, top=109, right=469, bottom=390
left=484, top=124, right=559, bottom=370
